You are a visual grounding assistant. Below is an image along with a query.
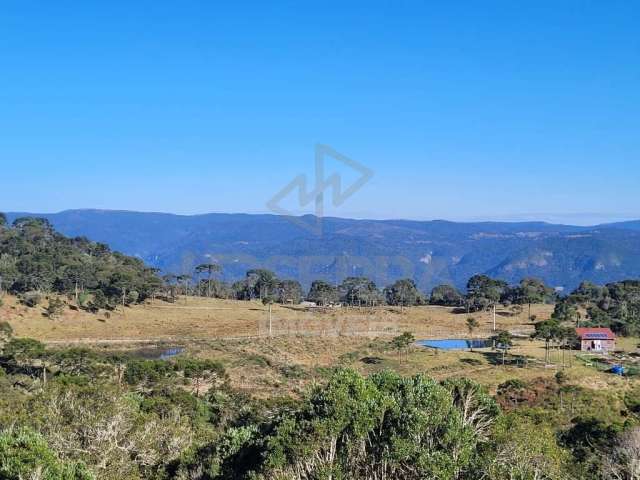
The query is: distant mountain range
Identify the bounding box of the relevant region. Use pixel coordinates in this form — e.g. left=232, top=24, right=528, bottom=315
left=6, top=210, right=640, bottom=293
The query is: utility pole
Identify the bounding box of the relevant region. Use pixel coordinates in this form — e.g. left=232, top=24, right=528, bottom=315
left=493, top=304, right=497, bottom=331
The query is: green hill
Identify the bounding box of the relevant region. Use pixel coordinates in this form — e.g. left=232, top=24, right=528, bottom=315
left=0, top=216, right=161, bottom=308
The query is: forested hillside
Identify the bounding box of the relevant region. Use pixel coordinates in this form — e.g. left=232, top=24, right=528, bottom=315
left=0, top=214, right=161, bottom=308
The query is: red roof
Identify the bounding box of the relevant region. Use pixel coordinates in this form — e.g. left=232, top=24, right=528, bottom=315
left=575, top=327, right=615, bottom=340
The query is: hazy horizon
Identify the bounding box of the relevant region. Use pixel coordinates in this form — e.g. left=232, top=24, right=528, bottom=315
left=4, top=207, right=639, bottom=227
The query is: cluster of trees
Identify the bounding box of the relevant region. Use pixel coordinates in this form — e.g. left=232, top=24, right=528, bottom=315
left=0, top=216, right=162, bottom=310
left=463, top=275, right=558, bottom=314
left=553, top=280, right=640, bottom=336
left=532, top=318, right=578, bottom=365
left=152, top=263, right=640, bottom=339
left=164, top=266, right=427, bottom=308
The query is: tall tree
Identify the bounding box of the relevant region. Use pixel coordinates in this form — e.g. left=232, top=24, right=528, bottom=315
left=339, top=276, right=383, bottom=307
left=466, top=275, right=507, bottom=313
left=532, top=319, right=566, bottom=365
left=275, top=279, right=303, bottom=304
left=492, top=330, right=513, bottom=365
left=552, top=302, right=579, bottom=324
left=430, top=284, right=464, bottom=307
left=306, top=280, right=339, bottom=306
left=384, top=278, right=423, bottom=309
left=195, top=263, right=221, bottom=298
left=246, top=269, right=278, bottom=300
left=176, top=274, right=192, bottom=303
left=517, top=278, right=556, bottom=320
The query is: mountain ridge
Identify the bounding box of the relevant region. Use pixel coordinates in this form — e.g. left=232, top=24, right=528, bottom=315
left=5, top=209, right=640, bottom=293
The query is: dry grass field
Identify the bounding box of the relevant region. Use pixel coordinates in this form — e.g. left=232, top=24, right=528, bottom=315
left=187, top=334, right=638, bottom=399
left=2, top=294, right=638, bottom=399
left=1, top=294, right=554, bottom=343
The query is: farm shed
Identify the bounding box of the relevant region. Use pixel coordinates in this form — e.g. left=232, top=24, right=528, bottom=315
left=575, top=327, right=616, bottom=353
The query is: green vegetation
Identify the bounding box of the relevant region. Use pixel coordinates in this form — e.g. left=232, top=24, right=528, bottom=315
left=558, top=280, right=640, bottom=335
left=1, top=335, right=638, bottom=480
left=532, top=319, right=577, bottom=365
left=0, top=217, right=162, bottom=310
left=491, top=330, right=513, bottom=365
left=389, top=331, right=415, bottom=359
left=1, top=296, right=639, bottom=480
left=306, top=279, right=339, bottom=305
left=384, top=278, right=425, bottom=307
left=0, top=427, right=93, bottom=480
left=2, top=214, right=640, bottom=479
left=430, top=283, right=465, bottom=306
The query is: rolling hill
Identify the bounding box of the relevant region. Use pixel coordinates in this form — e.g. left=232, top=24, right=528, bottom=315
left=5, top=209, right=640, bottom=293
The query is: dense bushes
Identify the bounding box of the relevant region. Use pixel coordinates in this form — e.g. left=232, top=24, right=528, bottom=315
left=0, top=427, right=93, bottom=480
left=173, top=370, right=570, bottom=480
left=1, top=337, right=638, bottom=480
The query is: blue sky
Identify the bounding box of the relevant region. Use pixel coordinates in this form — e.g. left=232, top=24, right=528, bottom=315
left=1, top=1, right=639, bottom=224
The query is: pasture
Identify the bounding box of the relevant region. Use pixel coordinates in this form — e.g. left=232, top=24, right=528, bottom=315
left=3, top=295, right=638, bottom=399
left=2, top=295, right=553, bottom=343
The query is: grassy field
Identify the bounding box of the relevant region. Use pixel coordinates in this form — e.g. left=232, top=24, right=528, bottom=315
left=185, top=334, right=638, bottom=399
left=2, top=294, right=638, bottom=400
left=2, top=294, right=553, bottom=343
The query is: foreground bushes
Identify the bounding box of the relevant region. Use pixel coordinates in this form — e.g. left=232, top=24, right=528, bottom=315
left=0, top=427, right=93, bottom=480
left=174, top=371, right=572, bottom=480
left=1, top=337, right=637, bottom=480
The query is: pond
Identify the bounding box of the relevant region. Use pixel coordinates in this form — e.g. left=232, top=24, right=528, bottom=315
left=416, top=339, right=491, bottom=350
left=124, top=346, right=185, bottom=360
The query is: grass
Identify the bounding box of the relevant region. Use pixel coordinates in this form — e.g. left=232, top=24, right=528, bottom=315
left=2, top=294, right=553, bottom=343
left=2, top=294, right=638, bottom=400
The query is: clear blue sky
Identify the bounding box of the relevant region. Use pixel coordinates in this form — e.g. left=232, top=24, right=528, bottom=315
left=1, top=1, right=638, bottom=224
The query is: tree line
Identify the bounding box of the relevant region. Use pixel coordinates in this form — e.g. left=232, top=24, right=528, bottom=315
left=175, top=266, right=640, bottom=337
left=167, top=263, right=559, bottom=312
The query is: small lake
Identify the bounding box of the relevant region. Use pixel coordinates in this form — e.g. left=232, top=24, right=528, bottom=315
left=416, top=339, right=491, bottom=350
left=125, top=346, right=185, bottom=360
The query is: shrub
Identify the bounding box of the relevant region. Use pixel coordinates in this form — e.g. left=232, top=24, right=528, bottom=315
left=19, top=291, right=42, bottom=308
left=0, top=426, right=93, bottom=479
left=497, top=378, right=527, bottom=395
left=46, top=298, right=66, bottom=319
left=555, top=370, right=569, bottom=385
left=124, top=359, right=175, bottom=386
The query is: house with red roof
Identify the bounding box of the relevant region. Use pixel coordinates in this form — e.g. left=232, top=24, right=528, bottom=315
left=575, top=327, right=616, bottom=353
